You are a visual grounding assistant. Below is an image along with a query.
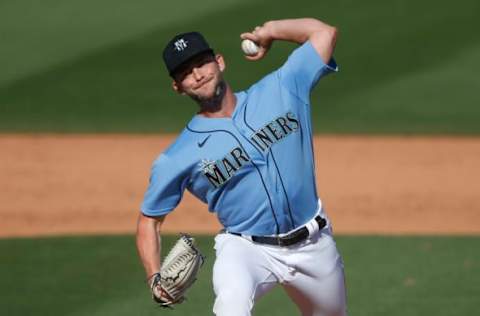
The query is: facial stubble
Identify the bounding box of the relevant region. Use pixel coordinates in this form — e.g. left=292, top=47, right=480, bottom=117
left=191, top=79, right=227, bottom=113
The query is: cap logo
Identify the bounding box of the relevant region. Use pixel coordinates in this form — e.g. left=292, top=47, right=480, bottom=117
left=174, top=38, right=188, bottom=51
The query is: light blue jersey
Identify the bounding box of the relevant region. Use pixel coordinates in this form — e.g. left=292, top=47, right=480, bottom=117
left=142, top=41, right=338, bottom=236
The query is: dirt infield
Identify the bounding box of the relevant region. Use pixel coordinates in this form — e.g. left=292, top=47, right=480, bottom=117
left=1, top=134, right=479, bottom=237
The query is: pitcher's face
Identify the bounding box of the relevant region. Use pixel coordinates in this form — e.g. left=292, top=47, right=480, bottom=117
left=173, top=53, right=226, bottom=102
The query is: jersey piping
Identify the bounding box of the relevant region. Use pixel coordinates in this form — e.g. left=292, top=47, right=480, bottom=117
left=242, top=99, right=296, bottom=230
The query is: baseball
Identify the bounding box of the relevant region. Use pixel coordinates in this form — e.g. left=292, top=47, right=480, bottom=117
left=241, top=39, right=259, bottom=56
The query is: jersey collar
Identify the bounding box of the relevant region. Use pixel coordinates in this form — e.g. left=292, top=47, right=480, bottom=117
left=186, top=91, right=247, bottom=131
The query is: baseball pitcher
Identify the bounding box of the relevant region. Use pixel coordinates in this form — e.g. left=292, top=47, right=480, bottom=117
left=136, top=17, right=347, bottom=316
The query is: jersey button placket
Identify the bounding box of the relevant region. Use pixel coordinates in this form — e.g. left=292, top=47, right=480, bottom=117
left=231, top=119, right=281, bottom=235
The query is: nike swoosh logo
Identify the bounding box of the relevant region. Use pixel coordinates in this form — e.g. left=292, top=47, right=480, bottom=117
left=197, top=135, right=211, bottom=147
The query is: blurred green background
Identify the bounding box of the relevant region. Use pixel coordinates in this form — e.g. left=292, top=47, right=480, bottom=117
left=1, top=235, right=479, bottom=316
left=0, top=236, right=480, bottom=316
left=1, top=0, right=479, bottom=315
left=1, top=0, right=479, bottom=133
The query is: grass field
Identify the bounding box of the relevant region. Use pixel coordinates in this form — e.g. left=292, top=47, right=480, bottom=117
left=1, top=0, right=479, bottom=133
left=1, top=235, right=478, bottom=316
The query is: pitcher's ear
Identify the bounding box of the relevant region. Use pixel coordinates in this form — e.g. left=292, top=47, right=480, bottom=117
left=216, top=54, right=226, bottom=72
left=172, top=80, right=184, bottom=95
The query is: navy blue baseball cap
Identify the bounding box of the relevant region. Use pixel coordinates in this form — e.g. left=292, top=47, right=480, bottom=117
left=163, top=32, right=214, bottom=77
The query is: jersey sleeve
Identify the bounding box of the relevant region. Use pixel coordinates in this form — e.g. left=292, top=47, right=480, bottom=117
left=141, top=153, right=188, bottom=217
left=278, top=41, right=338, bottom=103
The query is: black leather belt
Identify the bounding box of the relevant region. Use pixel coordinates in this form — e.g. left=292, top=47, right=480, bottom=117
left=230, top=215, right=327, bottom=247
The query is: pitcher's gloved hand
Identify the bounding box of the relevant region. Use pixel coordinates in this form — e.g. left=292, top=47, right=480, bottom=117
left=147, top=234, right=205, bottom=308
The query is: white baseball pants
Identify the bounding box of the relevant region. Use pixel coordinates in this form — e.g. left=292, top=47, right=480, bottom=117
left=212, top=223, right=347, bottom=316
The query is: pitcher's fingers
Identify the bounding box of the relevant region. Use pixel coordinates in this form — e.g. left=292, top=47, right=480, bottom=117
left=240, top=32, right=258, bottom=42
left=245, top=50, right=265, bottom=61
